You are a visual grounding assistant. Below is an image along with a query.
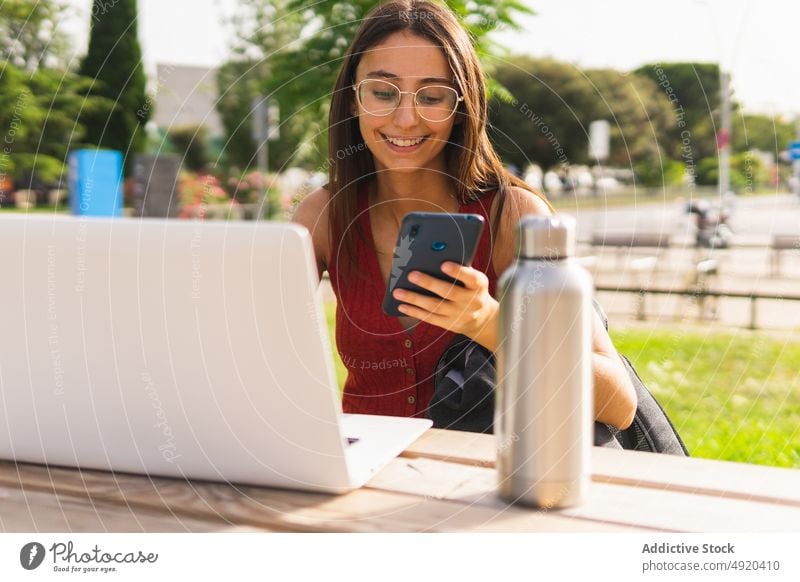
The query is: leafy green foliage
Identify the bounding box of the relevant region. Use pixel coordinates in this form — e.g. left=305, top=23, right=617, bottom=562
left=633, top=158, right=685, bottom=187
left=488, top=57, right=676, bottom=173
left=0, top=63, right=113, bottom=185
left=218, top=0, right=534, bottom=170
left=695, top=152, right=769, bottom=191
left=78, top=0, right=148, bottom=176
left=0, top=0, right=72, bottom=71
left=168, top=125, right=211, bottom=172
left=733, top=113, right=796, bottom=154
left=585, top=69, right=676, bottom=169
left=488, top=57, right=592, bottom=170
left=633, top=62, right=723, bottom=162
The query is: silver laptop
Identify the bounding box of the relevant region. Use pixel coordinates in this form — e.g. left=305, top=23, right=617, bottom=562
left=0, top=214, right=431, bottom=493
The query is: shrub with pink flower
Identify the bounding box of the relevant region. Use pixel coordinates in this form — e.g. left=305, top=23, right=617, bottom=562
left=228, top=170, right=277, bottom=205
left=177, top=172, right=235, bottom=218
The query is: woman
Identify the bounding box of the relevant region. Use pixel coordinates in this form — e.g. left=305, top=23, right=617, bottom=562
left=293, top=0, right=636, bottom=429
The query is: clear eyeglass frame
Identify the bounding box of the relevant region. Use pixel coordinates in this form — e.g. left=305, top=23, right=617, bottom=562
left=352, top=78, right=464, bottom=122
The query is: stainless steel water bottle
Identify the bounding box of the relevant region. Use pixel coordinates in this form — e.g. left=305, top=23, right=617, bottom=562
left=495, top=214, right=592, bottom=508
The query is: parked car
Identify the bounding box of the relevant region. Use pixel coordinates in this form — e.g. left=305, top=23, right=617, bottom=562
left=543, top=171, right=563, bottom=196
left=523, top=165, right=543, bottom=191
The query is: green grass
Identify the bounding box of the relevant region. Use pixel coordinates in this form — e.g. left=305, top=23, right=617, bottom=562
left=325, top=302, right=347, bottom=391
left=0, top=206, right=69, bottom=213
left=611, top=327, right=800, bottom=468
left=326, top=300, right=799, bottom=468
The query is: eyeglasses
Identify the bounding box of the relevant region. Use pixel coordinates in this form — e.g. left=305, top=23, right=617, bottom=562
left=352, top=78, right=464, bottom=122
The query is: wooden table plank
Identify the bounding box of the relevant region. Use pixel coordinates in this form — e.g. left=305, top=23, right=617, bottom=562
left=3, top=426, right=798, bottom=533
left=370, top=456, right=800, bottom=532
left=403, top=429, right=495, bottom=467
left=404, top=429, right=800, bottom=508
left=592, top=447, right=800, bottom=507
left=0, top=485, right=221, bottom=532
left=0, top=461, right=637, bottom=532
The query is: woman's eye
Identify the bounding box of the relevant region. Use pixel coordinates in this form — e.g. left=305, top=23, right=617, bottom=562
left=373, top=90, right=397, bottom=101
left=418, top=95, right=444, bottom=105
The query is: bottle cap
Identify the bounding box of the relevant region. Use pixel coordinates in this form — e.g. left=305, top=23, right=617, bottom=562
left=516, top=214, right=575, bottom=260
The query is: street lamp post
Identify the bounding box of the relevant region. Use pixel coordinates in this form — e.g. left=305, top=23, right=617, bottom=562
left=794, top=116, right=800, bottom=197
left=251, top=97, right=280, bottom=220
left=718, top=70, right=733, bottom=197
left=695, top=0, right=744, bottom=200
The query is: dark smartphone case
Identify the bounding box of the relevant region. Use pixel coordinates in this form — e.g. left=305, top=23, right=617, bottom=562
left=382, top=212, right=485, bottom=317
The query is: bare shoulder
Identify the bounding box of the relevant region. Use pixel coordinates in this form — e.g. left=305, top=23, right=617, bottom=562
left=491, top=186, right=552, bottom=275
left=497, top=185, right=552, bottom=225
left=291, top=186, right=331, bottom=275
left=292, top=186, right=331, bottom=224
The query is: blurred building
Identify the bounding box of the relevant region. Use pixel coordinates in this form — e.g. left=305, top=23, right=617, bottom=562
left=152, top=63, right=223, bottom=137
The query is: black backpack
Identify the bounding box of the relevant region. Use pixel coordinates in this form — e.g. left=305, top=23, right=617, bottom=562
left=428, top=300, right=689, bottom=456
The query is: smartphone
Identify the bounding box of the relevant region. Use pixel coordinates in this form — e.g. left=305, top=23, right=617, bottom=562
left=382, top=212, right=485, bottom=317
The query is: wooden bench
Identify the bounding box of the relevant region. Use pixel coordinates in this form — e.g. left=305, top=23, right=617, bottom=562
left=681, top=258, right=719, bottom=321
left=590, top=232, right=671, bottom=268
left=770, top=235, right=800, bottom=276
left=590, top=232, right=671, bottom=249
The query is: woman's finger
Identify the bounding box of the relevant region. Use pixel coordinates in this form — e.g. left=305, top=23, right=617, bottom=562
left=441, top=262, right=488, bottom=290
left=406, top=270, right=465, bottom=301
left=393, top=288, right=454, bottom=315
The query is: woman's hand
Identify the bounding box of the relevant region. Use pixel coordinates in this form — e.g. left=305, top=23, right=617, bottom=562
left=392, top=261, right=499, bottom=351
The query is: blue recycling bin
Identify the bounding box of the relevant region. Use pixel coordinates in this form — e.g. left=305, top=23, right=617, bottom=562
left=68, top=149, right=123, bottom=217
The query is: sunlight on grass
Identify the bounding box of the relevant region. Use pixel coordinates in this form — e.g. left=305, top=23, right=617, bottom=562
left=612, top=327, right=800, bottom=468
left=325, top=302, right=347, bottom=391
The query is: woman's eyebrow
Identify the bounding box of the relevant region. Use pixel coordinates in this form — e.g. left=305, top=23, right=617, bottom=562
left=364, top=70, right=452, bottom=84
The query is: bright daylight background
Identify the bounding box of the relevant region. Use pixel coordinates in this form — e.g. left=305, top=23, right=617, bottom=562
left=59, top=0, right=799, bottom=115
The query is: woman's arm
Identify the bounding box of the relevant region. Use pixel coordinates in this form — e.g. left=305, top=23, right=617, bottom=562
left=290, top=187, right=331, bottom=281
left=394, top=186, right=637, bottom=430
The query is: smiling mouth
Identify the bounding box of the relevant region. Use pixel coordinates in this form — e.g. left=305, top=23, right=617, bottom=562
left=381, top=134, right=429, bottom=147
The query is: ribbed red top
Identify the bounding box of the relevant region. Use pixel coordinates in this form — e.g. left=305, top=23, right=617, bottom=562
left=328, top=187, right=499, bottom=417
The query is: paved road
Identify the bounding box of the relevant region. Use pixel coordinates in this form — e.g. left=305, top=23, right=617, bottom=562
left=571, top=192, right=800, bottom=244
left=576, top=193, right=800, bottom=331
left=322, top=192, right=800, bottom=331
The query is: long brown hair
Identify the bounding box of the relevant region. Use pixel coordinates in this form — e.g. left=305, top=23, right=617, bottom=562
left=327, top=0, right=548, bottom=273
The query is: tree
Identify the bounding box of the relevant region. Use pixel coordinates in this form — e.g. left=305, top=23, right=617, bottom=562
left=218, top=0, right=534, bottom=170
left=633, top=63, right=727, bottom=162
left=695, top=152, right=768, bottom=191
left=169, top=125, right=210, bottom=172
left=733, top=113, right=795, bottom=156
left=0, top=0, right=72, bottom=71
left=584, top=68, right=676, bottom=177
left=487, top=56, right=675, bottom=175
left=78, top=0, right=148, bottom=176
left=488, top=57, right=594, bottom=170
left=0, top=62, right=113, bottom=185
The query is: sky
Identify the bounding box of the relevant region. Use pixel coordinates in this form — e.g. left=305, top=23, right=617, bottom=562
left=60, top=0, right=799, bottom=117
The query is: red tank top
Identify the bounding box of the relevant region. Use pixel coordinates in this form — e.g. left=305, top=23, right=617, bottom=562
left=327, top=187, right=499, bottom=417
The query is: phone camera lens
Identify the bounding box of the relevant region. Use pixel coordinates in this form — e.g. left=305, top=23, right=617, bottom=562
left=410, top=225, right=419, bottom=236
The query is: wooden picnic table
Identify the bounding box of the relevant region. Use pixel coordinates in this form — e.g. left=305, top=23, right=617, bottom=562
left=1, top=429, right=798, bottom=532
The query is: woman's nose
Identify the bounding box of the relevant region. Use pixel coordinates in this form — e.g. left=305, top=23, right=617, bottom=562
left=393, top=93, right=419, bottom=127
